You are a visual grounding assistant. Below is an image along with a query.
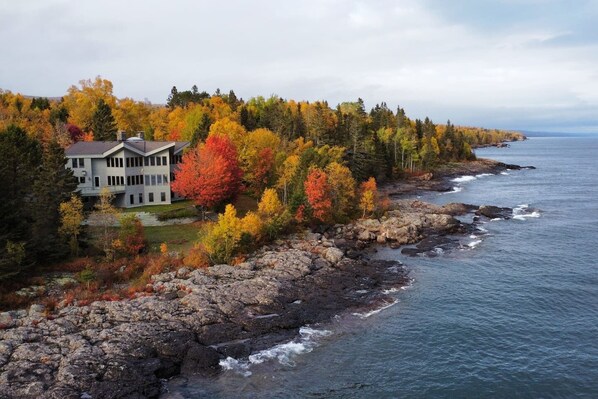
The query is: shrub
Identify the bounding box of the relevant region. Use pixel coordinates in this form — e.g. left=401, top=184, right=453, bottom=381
left=201, top=204, right=242, bottom=264
left=183, top=244, right=210, bottom=269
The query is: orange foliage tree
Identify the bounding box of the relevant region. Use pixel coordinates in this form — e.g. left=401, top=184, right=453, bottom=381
left=359, top=177, right=377, bottom=218
left=171, top=135, right=243, bottom=214
left=304, top=168, right=332, bottom=222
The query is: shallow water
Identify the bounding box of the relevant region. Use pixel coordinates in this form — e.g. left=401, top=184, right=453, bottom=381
left=165, top=137, right=598, bottom=398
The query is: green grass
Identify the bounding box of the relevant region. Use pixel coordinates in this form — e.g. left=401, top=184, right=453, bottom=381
left=144, top=223, right=202, bottom=254
left=121, top=200, right=194, bottom=214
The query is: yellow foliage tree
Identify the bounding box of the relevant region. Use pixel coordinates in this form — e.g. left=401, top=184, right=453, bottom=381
left=258, top=188, right=284, bottom=217
left=240, top=211, right=264, bottom=240
left=207, top=117, right=247, bottom=151
left=325, top=162, right=356, bottom=221
left=113, top=97, right=151, bottom=134
left=201, top=204, right=242, bottom=264
left=59, top=195, right=84, bottom=256
left=63, top=77, right=116, bottom=131
left=276, top=154, right=300, bottom=204
left=359, top=177, right=377, bottom=218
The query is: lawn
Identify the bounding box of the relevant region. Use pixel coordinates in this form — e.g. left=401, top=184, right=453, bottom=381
left=144, top=222, right=202, bottom=254
left=121, top=200, right=194, bottom=214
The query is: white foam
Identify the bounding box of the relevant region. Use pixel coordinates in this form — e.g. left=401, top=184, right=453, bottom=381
left=476, top=173, right=494, bottom=178
left=512, top=204, right=541, bottom=220
left=491, top=218, right=503, bottom=221
left=469, top=234, right=478, bottom=239
left=500, top=171, right=510, bottom=175
left=477, top=226, right=488, bottom=233
left=352, top=299, right=399, bottom=319
left=444, top=186, right=463, bottom=194
left=219, top=327, right=332, bottom=376
left=468, top=239, right=483, bottom=249
left=451, top=175, right=476, bottom=183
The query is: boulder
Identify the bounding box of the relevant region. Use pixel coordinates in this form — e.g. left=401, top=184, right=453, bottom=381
left=324, top=247, right=344, bottom=264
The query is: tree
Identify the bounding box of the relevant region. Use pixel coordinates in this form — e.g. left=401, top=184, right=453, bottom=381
left=117, top=214, right=146, bottom=257
left=92, top=187, right=119, bottom=258
left=201, top=204, right=242, bottom=264
left=0, top=125, right=41, bottom=279
left=325, top=162, right=356, bottom=221
left=59, top=195, right=84, bottom=256
left=91, top=99, right=118, bottom=141
left=63, top=77, right=116, bottom=131
left=304, top=168, right=332, bottom=223
left=207, top=117, right=247, bottom=150
left=30, top=140, right=78, bottom=261
left=276, top=154, right=300, bottom=204
left=172, top=135, right=243, bottom=215
left=359, top=177, right=377, bottom=218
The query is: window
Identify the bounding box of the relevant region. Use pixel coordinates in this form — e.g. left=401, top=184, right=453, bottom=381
left=151, top=175, right=156, bottom=186
left=150, top=157, right=155, bottom=166
left=161, top=192, right=166, bottom=202
left=144, top=157, right=149, bottom=166
left=79, top=158, right=84, bottom=167
left=144, top=175, right=149, bottom=186
left=94, top=176, right=100, bottom=187
left=106, top=159, right=110, bottom=167
left=157, top=174, right=162, bottom=185
left=107, top=176, right=112, bottom=186
left=139, top=193, right=143, bottom=203
left=79, top=176, right=85, bottom=184
left=163, top=174, right=168, bottom=184
left=72, top=158, right=78, bottom=168
left=156, top=157, right=162, bottom=166
left=130, top=194, right=134, bottom=205
left=149, top=193, right=154, bottom=203
left=119, top=158, right=123, bottom=168
left=162, top=156, right=167, bottom=165
left=120, top=176, right=124, bottom=185
left=126, top=158, right=130, bottom=168
left=127, top=176, right=131, bottom=186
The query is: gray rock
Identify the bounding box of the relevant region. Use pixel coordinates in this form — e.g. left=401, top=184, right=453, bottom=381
left=324, top=247, right=344, bottom=264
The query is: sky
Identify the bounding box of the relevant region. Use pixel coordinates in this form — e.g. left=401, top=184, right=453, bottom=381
left=1, top=0, right=598, bottom=133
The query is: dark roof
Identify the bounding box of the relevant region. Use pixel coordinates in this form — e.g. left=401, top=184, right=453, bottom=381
left=65, top=141, right=120, bottom=156
left=65, top=140, right=190, bottom=156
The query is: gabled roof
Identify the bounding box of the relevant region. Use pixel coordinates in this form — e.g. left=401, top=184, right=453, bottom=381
left=65, top=140, right=190, bottom=157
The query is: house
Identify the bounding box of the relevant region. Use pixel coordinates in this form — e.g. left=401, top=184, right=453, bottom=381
left=65, top=132, right=189, bottom=208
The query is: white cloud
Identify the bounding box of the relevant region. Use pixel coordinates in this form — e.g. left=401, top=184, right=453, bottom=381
left=1, top=0, right=597, bottom=132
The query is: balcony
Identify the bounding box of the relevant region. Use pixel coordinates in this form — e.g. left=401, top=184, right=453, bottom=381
left=78, top=186, right=126, bottom=196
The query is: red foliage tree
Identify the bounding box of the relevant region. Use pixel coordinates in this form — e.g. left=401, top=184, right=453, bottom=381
left=250, top=147, right=274, bottom=196
left=304, top=168, right=332, bottom=222
left=171, top=135, right=243, bottom=212
left=67, top=124, right=84, bottom=142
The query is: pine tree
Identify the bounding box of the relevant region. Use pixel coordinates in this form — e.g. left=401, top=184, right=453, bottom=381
left=91, top=99, right=118, bottom=141
left=0, top=125, right=41, bottom=279
left=30, top=141, right=78, bottom=261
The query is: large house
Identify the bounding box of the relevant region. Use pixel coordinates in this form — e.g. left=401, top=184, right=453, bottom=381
left=65, top=132, right=189, bottom=208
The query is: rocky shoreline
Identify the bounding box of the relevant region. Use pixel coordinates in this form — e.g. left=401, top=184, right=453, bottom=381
left=0, top=158, right=528, bottom=399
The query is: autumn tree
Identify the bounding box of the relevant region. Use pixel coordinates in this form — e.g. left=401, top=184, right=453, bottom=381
left=201, top=204, right=242, bottom=264
left=116, top=214, right=146, bottom=257
left=59, top=195, right=84, bottom=256
left=92, top=187, right=119, bottom=258
left=63, top=77, right=116, bottom=131
left=304, top=168, right=332, bottom=223
left=207, top=117, right=247, bottom=150
left=91, top=99, right=118, bottom=141
left=359, top=177, right=377, bottom=218
left=257, top=188, right=290, bottom=239
left=172, top=135, right=243, bottom=215
left=325, top=162, right=356, bottom=221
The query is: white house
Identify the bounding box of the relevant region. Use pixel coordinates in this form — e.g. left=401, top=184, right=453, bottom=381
left=65, top=132, right=189, bottom=208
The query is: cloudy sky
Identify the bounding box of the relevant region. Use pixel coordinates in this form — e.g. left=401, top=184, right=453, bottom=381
left=1, top=0, right=597, bottom=132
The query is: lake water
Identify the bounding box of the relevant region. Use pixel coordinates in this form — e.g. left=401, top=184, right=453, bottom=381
left=166, top=137, right=598, bottom=398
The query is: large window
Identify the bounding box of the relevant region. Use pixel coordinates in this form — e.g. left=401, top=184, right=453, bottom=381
left=162, top=156, right=167, bottom=165
left=151, top=175, right=156, bottom=186
left=139, top=193, right=143, bottom=203
left=161, top=192, right=166, bottom=202
left=79, top=176, right=85, bottom=184
left=149, top=193, right=154, bottom=203
left=72, top=158, right=78, bottom=168
left=79, top=158, right=84, bottom=167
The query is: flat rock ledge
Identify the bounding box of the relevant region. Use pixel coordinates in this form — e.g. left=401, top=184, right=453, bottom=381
left=0, top=199, right=481, bottom=399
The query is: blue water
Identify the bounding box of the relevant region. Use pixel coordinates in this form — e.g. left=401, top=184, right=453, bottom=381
left=167, top=137, right=598, bottom=398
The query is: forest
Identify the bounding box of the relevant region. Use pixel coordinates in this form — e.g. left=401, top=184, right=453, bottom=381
left=0, top=77, right=524, bottom=305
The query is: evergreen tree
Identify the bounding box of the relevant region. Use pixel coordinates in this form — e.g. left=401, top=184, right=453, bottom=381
left=190, top=113, right=212, bottom=148
left=0, top=125, right=42, bottom=279
left=91, top=99, right=118, bottom=141
left=30, top=141, right=78, bottom=262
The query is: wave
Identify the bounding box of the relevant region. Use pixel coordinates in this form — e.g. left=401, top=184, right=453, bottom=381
left=512, top=204, right=541, bottom=220
left=443, top=186, right=463, bottom=194
left=219, top=327, right=333, bottom=376
left=352, top=299, right=399, bottom=319
left=500, top=171, right=510, bottom=175
left=451, top=175, right=476, bottom=183
left=468, top=239, right=483, bottom=249
left=476, top=173, right=494, bottom=178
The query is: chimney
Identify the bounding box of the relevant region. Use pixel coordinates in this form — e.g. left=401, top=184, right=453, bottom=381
left=116, top=131, right=126, bottom=141
left=136, top=131, right=145, bottom=140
